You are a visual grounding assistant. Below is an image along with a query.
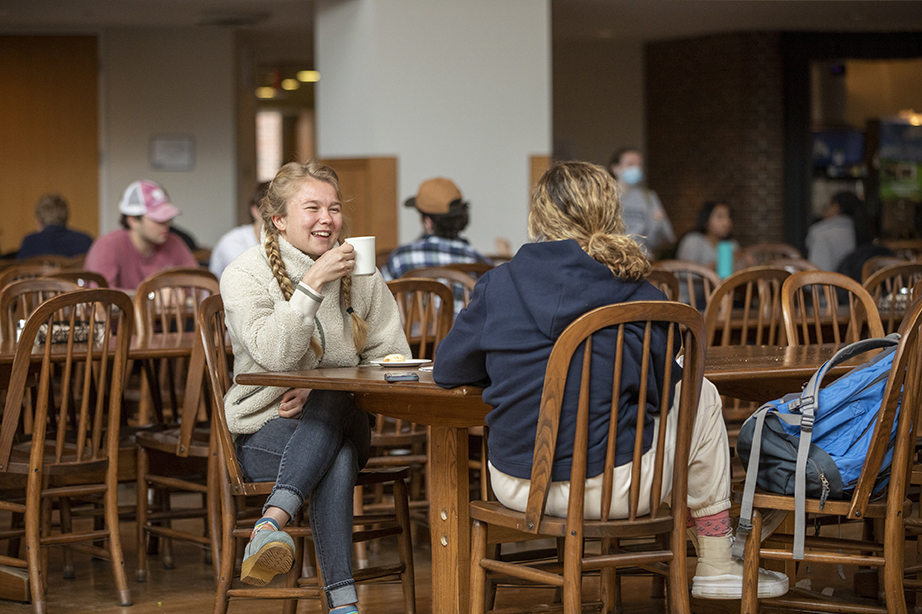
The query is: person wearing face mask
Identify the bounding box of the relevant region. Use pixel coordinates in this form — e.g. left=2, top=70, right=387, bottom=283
left=608, top=147, right=676, bottom=258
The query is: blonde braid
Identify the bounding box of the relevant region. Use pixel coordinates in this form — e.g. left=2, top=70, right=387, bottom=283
left=262, top=176, right=323, bottom=359
left=340, top=274, right=368, bottom=355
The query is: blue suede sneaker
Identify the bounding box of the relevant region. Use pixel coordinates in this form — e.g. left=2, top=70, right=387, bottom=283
left=240, top=528, right=295, bottom=586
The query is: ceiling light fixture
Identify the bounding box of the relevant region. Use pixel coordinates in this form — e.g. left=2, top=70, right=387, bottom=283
left=297, top=70, right=321, bottom=83
left=256, top=87, right=277, bottom=99
left=282, top=79, right=300, bottom=91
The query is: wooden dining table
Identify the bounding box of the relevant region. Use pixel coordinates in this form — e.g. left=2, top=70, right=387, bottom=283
left=235, top=343, right=860, bottom=614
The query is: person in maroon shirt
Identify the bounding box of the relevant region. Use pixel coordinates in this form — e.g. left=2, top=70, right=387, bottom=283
left=84, top=180, right=196, bottom=291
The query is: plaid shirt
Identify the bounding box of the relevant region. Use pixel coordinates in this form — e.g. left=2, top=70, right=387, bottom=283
left=380, top=235, right=490, bottom=281
left=381, top=235, right=491, bottom=315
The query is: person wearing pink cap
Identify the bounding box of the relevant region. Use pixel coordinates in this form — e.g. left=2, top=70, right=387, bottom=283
left=84, top=180, right=197, bottom=291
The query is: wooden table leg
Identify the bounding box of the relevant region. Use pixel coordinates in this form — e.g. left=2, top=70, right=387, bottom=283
left=428, top=425, right=470, bottom=614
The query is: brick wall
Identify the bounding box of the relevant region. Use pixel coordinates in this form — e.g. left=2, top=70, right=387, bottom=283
left=645, top=32, right=785, bottom=248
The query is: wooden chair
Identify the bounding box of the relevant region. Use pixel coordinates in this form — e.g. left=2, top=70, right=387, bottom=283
left=861, top=256, right=908, bottom=283
left=766, top=257, right=819, bottom=274
left=401, top=266, right=478, bottom=313
left=0, top=264, right=62, bottom=293
left=133, top=268, right=221, bottom=580
left=646, top=269, right=680, bottom=301
left=653, top=260, right=721, bottom=309
left=0, top=278, right=80, bottom=343
left=387, top=277, right=454, bottom=358
left=469, top=301, right=707, bottom=614
left=862, top=263, right=922, bottom=335
left=781, top=271, right=884, bottom=346
left=0, top=288, right=135, bottom=613
left=703, top=267, right=789, bottom=471
left=45, top=269, right=108, bottom=289
left=17, top=254, right=79, bottom=268
left=881, top=239, right=922, bottom=262
left=199, top=295, right=416, bottom=614
left=743, top=242, right=803, bottom=265
left=735, top=296, right=922, bottom=614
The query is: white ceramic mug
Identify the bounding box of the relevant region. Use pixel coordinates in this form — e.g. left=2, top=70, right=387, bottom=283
left=344, top=236, right=376, bottom=275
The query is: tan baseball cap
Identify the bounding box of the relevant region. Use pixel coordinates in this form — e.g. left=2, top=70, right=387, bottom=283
left=404, top=178, right=463, bottom=215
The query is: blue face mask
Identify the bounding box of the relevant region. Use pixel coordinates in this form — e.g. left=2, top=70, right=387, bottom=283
left=620, top=165, right=644, bottom=185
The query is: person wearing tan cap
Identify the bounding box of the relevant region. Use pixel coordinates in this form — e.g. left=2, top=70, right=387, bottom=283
left=381, top=177, right=490, bottom=311
left=84, top=180, right=197, bottom=290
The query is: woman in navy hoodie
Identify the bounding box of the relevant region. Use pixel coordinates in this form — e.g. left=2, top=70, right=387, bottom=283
left=433, top=161, right=787, bottom=600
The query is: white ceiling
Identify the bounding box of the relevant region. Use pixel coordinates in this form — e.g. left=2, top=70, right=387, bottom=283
left=2, top=0, right=921, bottom=42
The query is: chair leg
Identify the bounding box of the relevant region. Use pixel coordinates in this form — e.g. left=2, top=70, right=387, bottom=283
left=741, top=509, right=764, bottom=614
left=206, top=446, right=222, bottom=576
left=562, top=533, right=582, bottom=613
left=668, top=524, right=690, bottom=614
left=281, top=530, right=304, bottom=614
left=104, top=469, right=132, bottom=606
left=212, top=475, right=235, bottom=614
left=599, top=538, right=616, bottom=614
left=392, top=477, right=417, bottom=614
left=25, top=496, right=45, bottom=614
left=59, top=498, right=75, bottom=580
left=470, top=519, right=488, bottom=614
left=353, top=485, right=368, bottom=567
left=161, top=492, right=175, bottom=570
left=136, top=446, right=150, bottom=582
left=483, top=543, right=500, bottom=610
left=884, top=511, right=909, bottom=614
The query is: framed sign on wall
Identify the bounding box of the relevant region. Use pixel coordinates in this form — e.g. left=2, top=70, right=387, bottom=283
left=150, top=134, right=195, bottom=171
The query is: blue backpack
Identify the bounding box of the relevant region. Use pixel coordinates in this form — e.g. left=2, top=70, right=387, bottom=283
left=733, top=334, right=901, bottom=560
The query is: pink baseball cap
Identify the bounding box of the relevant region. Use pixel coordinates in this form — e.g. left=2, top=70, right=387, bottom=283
left=118, top=180, right=181, bottom=223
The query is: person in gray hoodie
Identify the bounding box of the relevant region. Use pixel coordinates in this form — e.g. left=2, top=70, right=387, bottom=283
left=433, top=161, right=788, bottom=600
left=220, top=161, right=410, bottom=614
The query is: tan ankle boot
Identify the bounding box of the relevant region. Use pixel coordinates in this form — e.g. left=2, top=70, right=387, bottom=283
left=691, top=534, right=788, bottom=600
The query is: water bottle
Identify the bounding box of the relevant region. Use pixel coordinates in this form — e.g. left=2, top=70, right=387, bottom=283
left=716, top=241, right=734, bottom=280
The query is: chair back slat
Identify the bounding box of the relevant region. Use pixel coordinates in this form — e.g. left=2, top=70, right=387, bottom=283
left=782, top=270, right=883, bottom=346
left=522, top=301, right=706, bottom=535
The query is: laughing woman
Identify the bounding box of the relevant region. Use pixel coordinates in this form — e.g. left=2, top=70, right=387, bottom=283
left=220, top=161, right=410, bottom=614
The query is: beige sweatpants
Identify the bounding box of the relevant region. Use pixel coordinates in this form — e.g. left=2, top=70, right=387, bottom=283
left=489, top=377, right=731, bottom=520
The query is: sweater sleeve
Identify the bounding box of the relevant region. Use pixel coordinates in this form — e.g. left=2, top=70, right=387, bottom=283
left=432, top=274, right=490, bottom=388
left=221, top=263, right=319, bottom=373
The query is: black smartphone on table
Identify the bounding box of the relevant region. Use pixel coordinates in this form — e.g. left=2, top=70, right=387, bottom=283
left=384, top=372, right=419, bottom=383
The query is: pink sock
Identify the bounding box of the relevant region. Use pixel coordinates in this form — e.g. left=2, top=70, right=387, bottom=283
left=693, top=510, right=731, bottom=537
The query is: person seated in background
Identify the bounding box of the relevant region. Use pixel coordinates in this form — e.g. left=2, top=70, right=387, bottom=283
left=16, top=193, right=93, bottom=259
left=433, top=161, right=788, bottom=600
left=676, top=201, right=743, bottom=269
left=806, top=191, right=863, bottom=272
left=209, top=181, right=269, bottom=280
left=381, top=177, right=491, bottom=313
left=84, top=180, right=197, bottom=291
left=608, top=147, right=675, bottom=259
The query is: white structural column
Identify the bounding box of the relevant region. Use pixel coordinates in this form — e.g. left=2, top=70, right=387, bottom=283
left=316, top=0, right=551, bottom=254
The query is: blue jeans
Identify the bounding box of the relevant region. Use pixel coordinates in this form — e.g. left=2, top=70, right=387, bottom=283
left=235, top=390, right=371, bottom=608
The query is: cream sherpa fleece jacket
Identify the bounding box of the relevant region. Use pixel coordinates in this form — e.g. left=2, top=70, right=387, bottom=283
left=220, top=235, right=411, bottom=435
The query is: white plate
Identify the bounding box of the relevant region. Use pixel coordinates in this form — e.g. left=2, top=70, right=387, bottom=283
left=369, top=358, right=432, bottom=368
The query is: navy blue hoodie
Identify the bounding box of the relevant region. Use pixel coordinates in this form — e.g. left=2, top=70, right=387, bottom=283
left=433, top=239, right=682, bottom=481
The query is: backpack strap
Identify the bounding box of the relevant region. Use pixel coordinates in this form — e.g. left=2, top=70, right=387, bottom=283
left=788, top=333, right=899, bottom=559
left=733, top=404, right=802, bottom=559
